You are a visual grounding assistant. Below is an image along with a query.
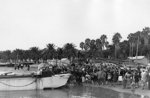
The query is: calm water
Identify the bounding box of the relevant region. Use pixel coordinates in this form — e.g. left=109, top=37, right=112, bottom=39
left=0, top=85, right=149, bottom=98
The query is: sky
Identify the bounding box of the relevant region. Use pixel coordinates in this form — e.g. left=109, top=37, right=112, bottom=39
left=0, top=0, right=150, bottom=51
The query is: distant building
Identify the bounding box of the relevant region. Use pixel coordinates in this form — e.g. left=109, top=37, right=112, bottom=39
left=128, top=56, right=149, bottom=66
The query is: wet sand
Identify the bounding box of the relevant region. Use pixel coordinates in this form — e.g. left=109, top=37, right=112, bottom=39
left=0, top=85, right=145, bottom=98
left=83, top=83, right=150, bottom=97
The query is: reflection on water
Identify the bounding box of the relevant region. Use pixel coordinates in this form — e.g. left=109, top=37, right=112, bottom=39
left=0, top=85, right=149, bottom=98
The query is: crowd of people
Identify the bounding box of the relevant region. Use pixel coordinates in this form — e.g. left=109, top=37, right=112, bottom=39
left=14, top=63, right=31, bottom=71
left=21, top=60, right=150, bottom=90
left=68, top=62, right=150, bottom=90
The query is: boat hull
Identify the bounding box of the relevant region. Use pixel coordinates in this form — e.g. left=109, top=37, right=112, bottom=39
left=0, top=73, right=71, bottom=91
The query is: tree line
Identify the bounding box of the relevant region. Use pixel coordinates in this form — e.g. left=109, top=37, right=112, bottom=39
left=0, top=43, right=77, bottom=62
left=0, top=27, right=150, bottom=62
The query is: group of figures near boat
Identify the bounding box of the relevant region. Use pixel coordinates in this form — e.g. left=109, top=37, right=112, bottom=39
left=69, top=62, right=150, bottom=91
left=1, top=60, right=150, bottom=91
left=0, top=63, right=71, bottom=91
left=14, top=63, right=30, bottom=71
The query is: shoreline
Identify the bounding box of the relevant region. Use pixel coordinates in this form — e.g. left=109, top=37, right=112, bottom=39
left=0, top=66, right=150, bottom=97
left=82, top=83, right=150, bottom=97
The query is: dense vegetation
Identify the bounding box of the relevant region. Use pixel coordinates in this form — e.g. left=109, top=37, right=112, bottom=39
left=0, top=27, right=150, bottom=62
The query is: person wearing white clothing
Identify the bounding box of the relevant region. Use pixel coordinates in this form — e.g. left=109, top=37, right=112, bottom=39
left=141, top=70, right=148, bottom=90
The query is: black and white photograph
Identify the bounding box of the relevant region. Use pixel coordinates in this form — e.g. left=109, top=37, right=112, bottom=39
left=0, top=0, right=150, bottom=98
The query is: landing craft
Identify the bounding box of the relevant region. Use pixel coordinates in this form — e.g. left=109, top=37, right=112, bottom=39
left=0, top=63, right=71, bottom=91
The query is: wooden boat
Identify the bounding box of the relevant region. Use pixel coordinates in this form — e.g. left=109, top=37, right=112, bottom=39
left=0, top=72, right=71, bottom=91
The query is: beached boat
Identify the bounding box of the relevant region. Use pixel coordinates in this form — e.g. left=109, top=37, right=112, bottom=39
left=0, top=72, right=71, bottom=91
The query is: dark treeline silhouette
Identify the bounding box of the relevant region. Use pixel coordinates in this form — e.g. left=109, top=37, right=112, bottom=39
left=79, top=27, right=150, bottom=60
left=0, top=27, right=150, bottom=63
left=0, top=43, right=77, bottom=63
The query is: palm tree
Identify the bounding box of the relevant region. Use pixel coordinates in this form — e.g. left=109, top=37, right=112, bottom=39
left=84, top=38, right=91, bottom=51
left=56, top=47, right=63, bottom=60
left=80, top=42, right=84, bottom=50
left=119, top=40, right=129, bottom=59
left=95, top=39, right=102, bottom=58
left=96, top=39, right=102, bottom=50
left=63, top=43, right=76, bottom=60
left=42, top=43, right=56, bottom=60
left=90, top=39, right=96, bottom=48
left=141, top=27, right=150, bottom=45
left=23, top=50, right=30, bottom=60
left=141, top=27, right=150, bottom=58
left=127, top=33, right=135, bottom=57
left=90, top=39, right=97, bottom=58
left=11, top=49, right=25, bottom=61
left=134, top=31, right=141, bottom=57
left=2, top=50, right=11, bottom=61
left=128, top=31, right=143, bottom=57
left=105, top=41, right=109, bottom=49
left=100, top=34, right=107, bottom=50
left=29, top=47, right=41, bottom=62
left=112, top=32, right=122, bottom=58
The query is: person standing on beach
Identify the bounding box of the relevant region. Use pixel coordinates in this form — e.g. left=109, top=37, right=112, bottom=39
left=141, top=70, right=148, bottom=90
left=147, top=71, right=150, bottom=90
left=133, top=70, right=140, bottom=88
left=106, top=70, right=112, bottom=86
left=14, top=64, right=17, bottom=70
left=112, top=69, right=118, bottom=86
left=17, top=63, right=20, bottom=70
left=21, top=64, right=24, bottom=69
left=27, top=64, right=30, bottom=71
left=123, top=72, right=128, bottom=89
left=97, top=69, right=102, bottom=85
left=97, top=69, right=106, bottom=85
